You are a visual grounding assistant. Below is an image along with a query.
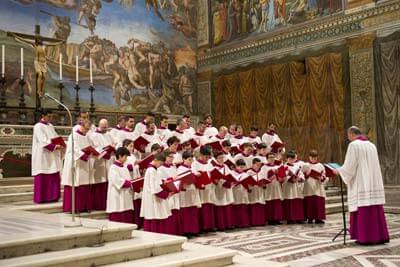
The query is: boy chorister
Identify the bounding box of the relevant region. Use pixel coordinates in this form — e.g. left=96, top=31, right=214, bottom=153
left=141, top=152, right=172, bottom=233
left=303, top=150, right=327, bottom=224
left=254, top=143, right=268, bottom=164
left=230, top=125, right=246, bottom=148
left=222, top=140, right=235, bottom=168
left=246, top=126, right=262, bottom=146
left=106, top=147, right=134, bottom=223
left=157, top=115, right=171, bottom=147
left=231, top=159, right=251, bottom=228
left=123, top=139, right=143, bottom=228
left=233, top=143, right=254, bottom=168
left=166, top=136, right=182, bottom=165
left=192, top=146, right=216, bottom=232
left=62, top=119, right=95, bottom=213
left=247, top=158, right=266, bottom=226
left=282, top=150, right=305, bottom=224
left=262, top=152, right=284, bottom=225
left=177, top=151, right=201, bottom=236
left=212, top=151, right=235, bottom=230
left=157, top=150, right=181, bottom=235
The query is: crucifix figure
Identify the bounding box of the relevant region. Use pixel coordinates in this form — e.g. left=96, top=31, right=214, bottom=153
left=7, top=25, right=64, bottom=105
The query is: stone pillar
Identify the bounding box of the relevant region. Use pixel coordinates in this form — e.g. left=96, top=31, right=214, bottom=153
left=347, top=33, right=377, bottom=143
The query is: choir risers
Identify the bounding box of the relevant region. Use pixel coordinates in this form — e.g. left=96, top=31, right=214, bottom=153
left=0, top=184, right=33, bottom=194
left=326, top=195, right=347, bottom=204
left=0, top=177, right=33, bottom=186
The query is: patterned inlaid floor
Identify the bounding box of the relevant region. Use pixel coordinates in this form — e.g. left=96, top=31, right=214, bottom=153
left=189, top=213, right=400, bottom=266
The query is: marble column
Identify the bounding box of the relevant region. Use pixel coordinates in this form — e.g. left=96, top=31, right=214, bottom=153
left=347, top=33, right=377, bottom=143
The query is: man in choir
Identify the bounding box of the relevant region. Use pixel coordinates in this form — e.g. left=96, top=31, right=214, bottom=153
left=62, top=119, right=96, bottom=212
left=31, top=109, right=64, bottom=203
left=233, top=142, right=254, bottom=168
left=334, top=126, right=389, bottom=245
left=89, top=118, right=114, bottom=210
left=109, top=115, right=126, bottom=145
left=261, top=123, right=284, bottom=153
left=106, top=147, right=134, bottom=223
left=282, top=150, right=305, bottom=224
left=303, top=150, right=327, bottom=224
left=157, top=115, right=171, bottom=146
left=247, top=126, right=261, bottom=145
left=231, top=159, right=251, bottom=228
left=134, top=112, right=155, bottom=136
left=73, top=110, right=95, bottom=133
left=118, top=115, right=137, bottom=144
left=192, top=121, right=209, bottom=148
left=141, top=152, right=173, bottom=234
left=142, top=122, right=161, bottom=153
left=183, top=114, right=196, bottom=136
left=203, top=114, right=218, bottom=137
left=172, top=118, right=190, bottom=143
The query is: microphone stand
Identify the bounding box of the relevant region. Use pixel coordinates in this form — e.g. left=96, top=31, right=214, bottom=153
left=45, top=93, right=81, bottom=227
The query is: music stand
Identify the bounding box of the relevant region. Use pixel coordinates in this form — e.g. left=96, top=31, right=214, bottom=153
left=332, top=174, right=350, bottom=245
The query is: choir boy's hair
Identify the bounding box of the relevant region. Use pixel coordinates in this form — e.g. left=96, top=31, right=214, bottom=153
left=213, top=150, right=224, bottom=158
left=348, top=126, right=362, bottom=135
left=222, top=140, right=231, bottom=147
left=252, top=158, right=262, bottom=164
left=118, top=116, right=126, bottom=123
left=242, top=142, right=253, bottom=149
left=235, top=159, right=246, bottom=166
left=250, top=126, right=258, bottom=132
left=127, top=115, right=135, bottom=120
left=182, top=151, right=194, bottom=160
left=197, top=120, right=205, bottom=126
left=309, top=149, right=318, bottom=157
left=167, top=136, right=180, bottom=146
left=235, top=125, right=243, bottom=130
left=161, top=115, right=168, bottom=121
left=163, top=149, right=173, bottom=157
left=155, top=152, right=166, bottom=162
left=176, top=118, right=184, bottom=125
left=268, top=122, right=275, bottom=127
left=266, top=152, right=276, bottom=157
left=115, top=147, right=130, bottom=159
left=203, top=114, right=212, bottom=121
left=257, top=143, right=268, bottom=149
left=183, top=114, right=191, bottom=119
left=151, top=143, right=162, bottom=152
left=40, top=109, right=52, bottom=116
left=199, top=146, right=212, bottom=156
left=122, top=139, right=133, bottom=148
left=286, top=150, right=296, bottom=159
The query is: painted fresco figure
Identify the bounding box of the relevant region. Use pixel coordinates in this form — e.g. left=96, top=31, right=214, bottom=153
left=258, top=0, right=269, bottom=32
left=52, top=15, right=71, bottom=63
left=179, top=66, right=194, bottom=114
left=267, top=0, right=276, bottom=30
left=276, top=0, right=287, bottom=25
left=227, top=0, right=238, bottom=41
left=250, top=2, right=259, bottom=32
left=241, top=0, right=251, bottom=34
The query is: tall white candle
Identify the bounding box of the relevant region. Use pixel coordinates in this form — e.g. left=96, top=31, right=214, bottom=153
left=59, top=53, right=62, bottom=81
left=89, top=57, right=93, bottom=84
left=75, top=55, right=79, bottom=84
left=1, top=45, right=4, bottom=77
left=20, top=48, right=23, bottom=78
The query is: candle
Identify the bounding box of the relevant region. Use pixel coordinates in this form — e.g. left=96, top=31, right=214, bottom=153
left=59, top=53, right=62, bottom=81
left=89, top=57, right=93, bottom=85
left=75, top=55, right=79, bottom=84
left=20, top=48, right=23, bottom=79
left=1, top=45, right=4, bottom=77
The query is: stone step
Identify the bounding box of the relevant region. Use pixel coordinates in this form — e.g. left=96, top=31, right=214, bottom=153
left=326, top=195, right=347, bottom=204
left=0, top=177, right=33, bottom=186
left=384, top=206, right=400, bottom=214
left=78, top=210, right=108, bottom=220
left=229, top=255, right=289, bottom=267
left=326, top=202, right=348, bottom=214
left=326, top=189, right=345, bottom=197
left=9, top=202, right=63, bottom=214
left=0, top=209, right=136, bottom=259
left=0, top=192, right=34, bottom=203
left=106, top=242, right=236, bottom=267
left=0, top=184, right=33, bottom=194
left=0, top=231, right=186, bottom=267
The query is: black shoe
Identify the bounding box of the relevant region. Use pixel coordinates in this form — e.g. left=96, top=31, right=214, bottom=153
left=296, top=220, right=305, bottom=224
left=308, top=219, right=314, bottom=224
left=287, top=220, right=294, bottom=224
left=315, top=220, right=325, bottom=224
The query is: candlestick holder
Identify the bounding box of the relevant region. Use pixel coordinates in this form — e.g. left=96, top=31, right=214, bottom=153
left=74, top=83, right=80, bottom=112
left=18, top=77, right=27, bottom=124
left=88, top=84, right=96, bottom=115
left=0, top=74, right=8, bottom=124
left=58, top=82, right=64, bottom=110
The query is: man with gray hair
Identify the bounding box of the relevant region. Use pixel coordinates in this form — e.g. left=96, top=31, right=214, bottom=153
left=334, top=126, right=389, bottom=245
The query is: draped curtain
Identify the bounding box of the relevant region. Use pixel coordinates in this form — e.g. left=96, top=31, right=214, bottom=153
left=214, top=52, right=346, bottom=162
left=375, top=33, right=400, bottom=185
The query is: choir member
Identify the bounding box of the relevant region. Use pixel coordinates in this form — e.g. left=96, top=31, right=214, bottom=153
left=282, top=150, right=305, bottom=224
left=183, top=114, right=196, bottom=136
left=222, top=140, right=235, bottom=168
left=62, top=119, right=95, bottom=212
left=303, top=150, right=327, bottom=224
left=203, top=114, right=218, bottom=137
left=254, top=143, right=268, bottom=164
left=142, top=122, right=161, bottom=153
left=192, top=121, right=209, bottom=148
left=192, top=146, right=216, bottom=232
left=261, top=123, right=284, bottom=153
left=118, top=116, right=137, bottom=146
left=106, top=147, right=134, bottom=223
left=158, top=150, right=180, bottom=235
left=109, top=116, right=126, bottom=145
left=231, top=159, right=251, bottom=228
left=334, top=126, right=389, bottom=245
left=90, top=118, right=114, bottom=210
left=262, top=152, right=283, bottom=225
left=166, top=136, right=182, bottom=165
left=208, top=126, right=228, bottom=143
left=157, top=115, right=171, bottom=146
left=247, top=126, right=262, bottom=145
left=31, top=109, right=63, bottom=203
left=212, top=151, right=235, bottom=230
left=134, top=112, right=155, bottom=137
left=72, top=110, right=95, bottom=133
left=230, top=125, right=246, bottom=147
left=177, top=151, right=201, bottom=236
left=141, top=152, right=172, bottom=233
left=226, top=124, right=237, bottom=141
left=172, top=118, right=191, bottom=143
left=247, top=158, right=266, bottom=226
left=233, top=142, right=254, bottom=168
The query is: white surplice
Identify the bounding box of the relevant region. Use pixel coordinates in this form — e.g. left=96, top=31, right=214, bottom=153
left=106, top=163, right=134, bottom=213
left=89, top=130, right=114, bottom=184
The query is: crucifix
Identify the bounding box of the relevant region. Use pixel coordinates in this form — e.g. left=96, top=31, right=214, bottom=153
left=7, top=25, right=64, bottom=111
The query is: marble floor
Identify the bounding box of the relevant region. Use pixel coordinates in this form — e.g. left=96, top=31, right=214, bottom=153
left=189, top=213, right=400, bottom=266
